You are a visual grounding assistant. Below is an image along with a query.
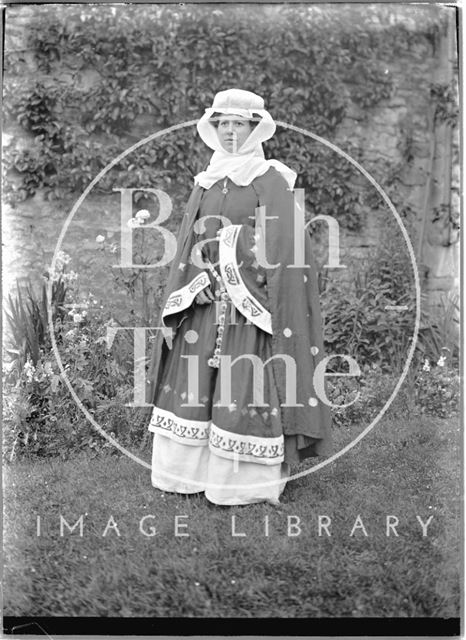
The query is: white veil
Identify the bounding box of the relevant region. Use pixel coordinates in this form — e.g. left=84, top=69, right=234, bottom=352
left=194, top=89, right=297, bottom=190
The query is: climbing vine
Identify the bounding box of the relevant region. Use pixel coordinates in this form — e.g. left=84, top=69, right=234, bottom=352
left=4, top=4, right=449, bottom=232
left=431, top=81, right=459, bottom=127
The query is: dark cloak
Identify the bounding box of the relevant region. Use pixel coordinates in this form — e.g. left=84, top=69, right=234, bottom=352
left=146, top=167, right=332, bottom=463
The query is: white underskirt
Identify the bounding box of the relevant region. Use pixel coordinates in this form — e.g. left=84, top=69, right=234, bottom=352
left=151, top=432, right=289, bottom=506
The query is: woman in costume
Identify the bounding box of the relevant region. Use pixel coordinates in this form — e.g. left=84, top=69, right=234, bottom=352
left=146, top=89, right=332, bottom=505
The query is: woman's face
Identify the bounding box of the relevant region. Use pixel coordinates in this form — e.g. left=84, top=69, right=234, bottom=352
left=216, top=116, right=253, bottom=153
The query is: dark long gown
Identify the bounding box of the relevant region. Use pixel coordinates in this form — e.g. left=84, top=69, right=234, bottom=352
left=148, top=176, right=290, bottom=504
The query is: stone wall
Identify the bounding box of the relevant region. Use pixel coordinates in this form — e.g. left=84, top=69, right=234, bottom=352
left=3, top=5, right=459, bottom=336
left=334, top=7, right=459, bottom=311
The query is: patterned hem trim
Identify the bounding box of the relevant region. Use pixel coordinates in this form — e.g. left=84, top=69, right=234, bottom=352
left=149, top=409, right=284, bottom=464
left=209, top=423, right=284, bottom=465
left=162, top=272, right=210, bottom=320
left=148, top=406, right=210, bottom=445
left=219, top=225, right=273, bottom=335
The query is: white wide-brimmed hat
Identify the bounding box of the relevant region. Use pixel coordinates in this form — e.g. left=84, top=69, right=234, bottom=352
left=196, top=88, right=276, bottom=152
left=195, top=88, right=296, bottom=189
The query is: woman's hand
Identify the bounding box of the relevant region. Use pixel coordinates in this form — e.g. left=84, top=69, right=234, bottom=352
left=195, top=286, right=215, bottom=305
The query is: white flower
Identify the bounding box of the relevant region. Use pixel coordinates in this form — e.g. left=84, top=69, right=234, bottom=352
left=43, top=362, right=53, bottom=377
left=135, top=209, right=150, bottom=221
left=63, top=271, right=78, bottom=283
left=56, top=250, right=71, bottom=265
left=127, top=217, right=143, bottom=228
left=24, top=358, right=35, bottom=382
left=96, top=235, right=106, bottom=243
left=46, top=251, right=74, bottom=283
left=437, top=355, right=446, bottom=367
left=73, top=313, right=83, bottom=323
left=422, top=359, right=431, bottom=372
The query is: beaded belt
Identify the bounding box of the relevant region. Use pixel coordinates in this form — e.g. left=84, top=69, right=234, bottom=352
left=205, top=261, right=229, bottom=368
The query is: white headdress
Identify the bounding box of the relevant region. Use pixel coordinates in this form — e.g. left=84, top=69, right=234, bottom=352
left=194, top=88, right=297, bottom=190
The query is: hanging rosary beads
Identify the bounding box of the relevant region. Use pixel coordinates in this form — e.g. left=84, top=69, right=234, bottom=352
left=206, top=262, right=229, bottom=368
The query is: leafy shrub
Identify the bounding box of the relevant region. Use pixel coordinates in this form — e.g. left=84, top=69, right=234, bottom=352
left=417, top=291, right=459, bottom=364
left=322, top=216, right=416, bottom=373
left=414, top=357, right=460, bottom=419
left=3, top=256, right=152, bottom=462
left=3, top=309, right=152, bottom=462
left=4, top=265, right=70, bottom=372
left=326, top=354, right=459, bottom=429
left=5, top=3, right=448, bottom=226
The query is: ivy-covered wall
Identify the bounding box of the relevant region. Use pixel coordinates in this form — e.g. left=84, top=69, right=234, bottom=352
left=3, top=4, right=459, bottom=324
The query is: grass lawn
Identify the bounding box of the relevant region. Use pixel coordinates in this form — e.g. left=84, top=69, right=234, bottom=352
left=3, top=414, right=461, bottom=618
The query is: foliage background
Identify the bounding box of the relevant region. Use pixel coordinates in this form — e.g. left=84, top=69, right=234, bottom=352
left=2, top=3, right=461, bottom=623
left=2, top=3, right=460, bottom=458
left=3, top=4, right=458, bottom=253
